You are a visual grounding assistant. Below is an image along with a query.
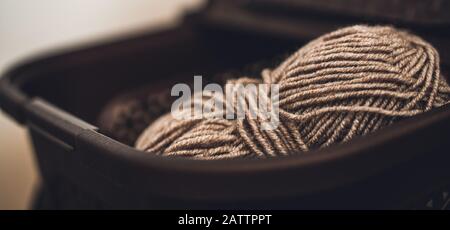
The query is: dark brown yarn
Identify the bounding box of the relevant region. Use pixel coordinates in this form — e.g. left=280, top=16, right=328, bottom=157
left=97, top=87, right=173, bottom=146
left=136, top=25, right=450, bottom=159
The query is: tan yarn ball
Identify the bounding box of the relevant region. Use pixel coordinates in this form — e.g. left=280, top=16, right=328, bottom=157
left=136, top=25, right=450, bottom=159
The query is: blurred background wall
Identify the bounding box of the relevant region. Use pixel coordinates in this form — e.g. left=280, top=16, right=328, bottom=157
left=0, top=0, right=204, bottom=210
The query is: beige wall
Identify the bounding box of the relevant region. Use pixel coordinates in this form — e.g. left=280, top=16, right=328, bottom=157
left=0, top=0, right=204, bottom=209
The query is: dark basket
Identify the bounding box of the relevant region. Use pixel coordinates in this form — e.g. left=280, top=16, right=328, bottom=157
left=1, top=0, right=450, bottom=209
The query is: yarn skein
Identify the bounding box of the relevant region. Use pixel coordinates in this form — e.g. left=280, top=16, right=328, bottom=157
left=136, top=25, right=450, bottom=159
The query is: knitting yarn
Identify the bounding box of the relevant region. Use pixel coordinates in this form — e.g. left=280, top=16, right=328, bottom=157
left=135, top=25, right=450, bottom=159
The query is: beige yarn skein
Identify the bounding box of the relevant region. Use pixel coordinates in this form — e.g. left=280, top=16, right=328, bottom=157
left=135, top=25, right=450, bottom=160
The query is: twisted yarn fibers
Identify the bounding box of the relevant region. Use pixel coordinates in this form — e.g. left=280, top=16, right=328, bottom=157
left=135, top=25, right=450, bottom=159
